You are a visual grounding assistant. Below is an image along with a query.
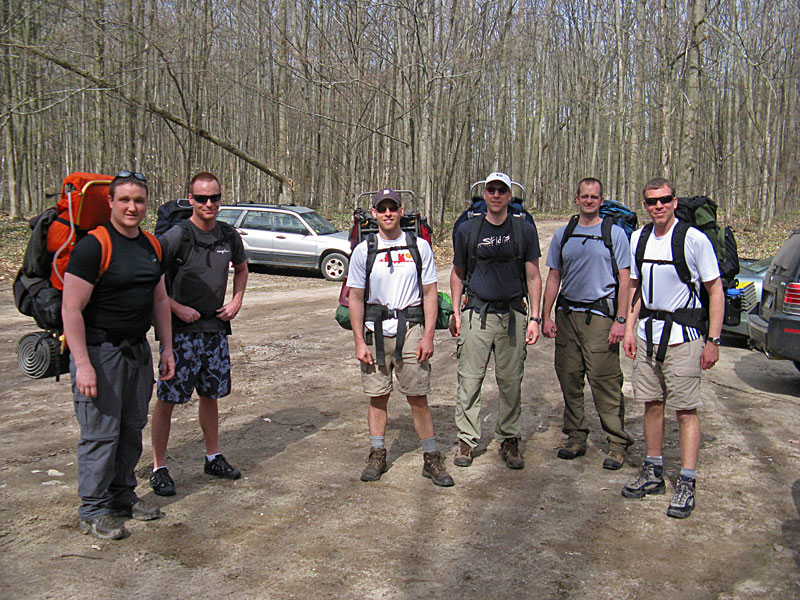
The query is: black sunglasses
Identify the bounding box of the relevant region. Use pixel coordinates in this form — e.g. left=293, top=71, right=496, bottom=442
left=115, top=170, right=147, bottom=183
left=644, top=195, right=674, bottom=206
left=374, top=203, right=400, bottom=213
left=193, top=194, right=222, bottom=204
left=485, top=185, right=509, bottom=195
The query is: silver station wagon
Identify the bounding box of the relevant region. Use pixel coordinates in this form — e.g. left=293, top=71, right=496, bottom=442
left=217, top=204, right=351, bottom=281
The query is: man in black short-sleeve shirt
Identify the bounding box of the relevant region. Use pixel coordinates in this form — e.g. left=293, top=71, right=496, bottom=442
left=449, top=171, right=542, bottom=470
left=62, top=172, right=175, bottom=540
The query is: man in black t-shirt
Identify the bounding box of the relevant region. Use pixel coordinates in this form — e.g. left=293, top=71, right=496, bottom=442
left=63, top=171, right=175, bottom=540
left=150, top=172, right=248, bottom=497
left=450, top=172, right=542, bottom=469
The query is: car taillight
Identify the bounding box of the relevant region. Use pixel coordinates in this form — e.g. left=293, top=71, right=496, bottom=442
left=785, top=282, right=800, bottom=316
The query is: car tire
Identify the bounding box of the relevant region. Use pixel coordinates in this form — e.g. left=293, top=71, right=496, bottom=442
left=321, top=252, right=348, bottom=281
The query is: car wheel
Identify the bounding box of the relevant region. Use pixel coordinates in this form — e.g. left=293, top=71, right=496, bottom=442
left=321, top=252, right=348, bottom=281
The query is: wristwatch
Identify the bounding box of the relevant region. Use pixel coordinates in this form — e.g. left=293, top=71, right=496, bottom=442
left=530, top=316, right=542, bottom=324
left=707, top=336, right=722, bottom=346
left=615, top=316, right=626, bottom=324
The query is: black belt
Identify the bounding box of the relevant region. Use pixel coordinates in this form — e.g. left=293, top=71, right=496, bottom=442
left=465, top=296, right=526, bottom=346
left=556, top=294, right=615, bottom=325
left=85, top=328, right=147, bottom=363
left=365, top=304, right=424, bottom=365
left=639, top=307, right=707, bottom=362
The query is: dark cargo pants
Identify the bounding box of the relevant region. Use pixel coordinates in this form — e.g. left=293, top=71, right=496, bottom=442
left=71, top=340, right=153, bottom=520
left=554, top=310, right=633, bottom=453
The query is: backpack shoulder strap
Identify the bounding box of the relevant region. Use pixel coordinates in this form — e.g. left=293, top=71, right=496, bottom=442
left=634, top=223, right=653, bottom=278
left=601, top=216, right=619, bottom=280
left=558, top=214, right=580, bottom=271
left=89, top=225, right=113, bottom=277
left=465, top=212, right=486, bottom=283
left=364, top=233, right=378, bottom=300
left=405, top=230, right=424, bottom=294
left=141, top=229, right=163, bottom=262
left=671, top=220, right=692, bottom=286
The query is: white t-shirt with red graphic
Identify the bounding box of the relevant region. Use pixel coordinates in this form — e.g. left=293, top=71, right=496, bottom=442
left=348, top=232, right=437, bottom=336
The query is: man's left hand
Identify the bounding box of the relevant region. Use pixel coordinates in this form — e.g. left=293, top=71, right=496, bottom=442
left=701, top=341, right=719, bottom=370
left=216, top=299, right=242, bottom=321
left=416, top=337, right=434, bottom=362
left=608, top=321, right=625, bottom=345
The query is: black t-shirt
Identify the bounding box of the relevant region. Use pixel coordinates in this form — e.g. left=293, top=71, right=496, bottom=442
left=453, top=215, right=541, bottom=302
left=159, top=220, right=246, bottom=333
left=66, top=224, right=163, bottom=339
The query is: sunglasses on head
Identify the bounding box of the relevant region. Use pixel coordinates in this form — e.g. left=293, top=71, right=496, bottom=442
left=374, top=203, right=400, bottom=213
left=644, top=195, right=674, bottom=206
left=193, top=194, right=222, bottom=204
left=485, top=185, right=509, bottom=195
left=115, top=170, right=147, bottom=183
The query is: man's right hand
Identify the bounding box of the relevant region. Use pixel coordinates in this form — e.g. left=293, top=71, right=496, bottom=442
left=355, top=340, right=374, bottom=365
left=173, top=303, right=200, bottom=323
left=75, top=364, right=98, bottom=398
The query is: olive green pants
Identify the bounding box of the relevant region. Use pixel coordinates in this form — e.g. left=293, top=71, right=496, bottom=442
left=554, top=310, right=633, bottom=453
left=454, top=309, right=526, bottom=447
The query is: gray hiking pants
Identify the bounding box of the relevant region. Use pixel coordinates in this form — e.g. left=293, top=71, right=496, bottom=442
left=71, top=340, right=153, bottom=520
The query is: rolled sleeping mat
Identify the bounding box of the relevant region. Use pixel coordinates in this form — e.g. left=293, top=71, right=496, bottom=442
left=18, top=331, right=69, bottom=380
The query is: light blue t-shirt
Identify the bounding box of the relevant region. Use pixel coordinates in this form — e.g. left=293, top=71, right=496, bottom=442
left=545, top=221, right=631, bottom=310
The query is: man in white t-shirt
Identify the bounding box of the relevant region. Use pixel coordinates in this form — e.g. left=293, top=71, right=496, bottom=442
left=621, top=178, right=723, bottom=519
left=349, top=188, right=453, bottom=487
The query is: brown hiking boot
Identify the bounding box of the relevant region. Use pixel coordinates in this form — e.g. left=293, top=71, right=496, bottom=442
left=422, top=451, right=455, bottom=487
left=602, top=450, right=624, bottom=470
left=360, top=447, right=387, bottom=482
left=453, top=440, right=473, bottom=467
left=557, top=442, right=587, bottom=460
left=499, top=438, right=524, bottom=469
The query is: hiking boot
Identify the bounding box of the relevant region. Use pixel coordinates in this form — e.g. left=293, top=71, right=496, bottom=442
left=557, top=442, right=587, bottom=460
left=667, top=478, right=696, bottom=519
left=204, top=454, right=241, bottom=480
left=621, top=463, right=666, bottom=499
left=453, top=440, right=473, bottom=467
left=360, top=447, right=387, bottom=482
left=499, top=438, right=524, bottom=469
left=602, top=450, right=624, bottom=471
left=79, top=514, right=128, bottom=540
left=109, top=500, right=164, bottom=521
left=422, top=451, right=455, bottom=487
left=150, top=467, right=176, bottom=496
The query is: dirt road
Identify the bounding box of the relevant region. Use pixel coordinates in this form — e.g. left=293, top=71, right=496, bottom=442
left=1, top=220, right=799, bottom=599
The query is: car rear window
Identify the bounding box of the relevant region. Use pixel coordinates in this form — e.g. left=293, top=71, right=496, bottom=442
left=770, top=232, right=800, bottom=277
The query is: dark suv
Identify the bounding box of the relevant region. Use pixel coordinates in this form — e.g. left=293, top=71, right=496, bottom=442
left=748, top=227, right=800, bottom=371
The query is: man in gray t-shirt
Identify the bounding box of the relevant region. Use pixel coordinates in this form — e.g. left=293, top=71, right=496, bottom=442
left=541, top=178, right=634, bottom=470
left=149, top=172, right=248, bottom=497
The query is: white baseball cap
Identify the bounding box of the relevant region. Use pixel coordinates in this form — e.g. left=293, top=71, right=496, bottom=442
left=485, top=172, right=512, bottom=190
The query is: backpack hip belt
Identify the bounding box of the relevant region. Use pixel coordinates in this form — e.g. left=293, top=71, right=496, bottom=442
left=556, top=294, right=615, bottom=325
left=639, top=306, right=708, bottom=363
left=364, top=304, right=425, bottom=365
left=465, top=296, right=526, bottom=346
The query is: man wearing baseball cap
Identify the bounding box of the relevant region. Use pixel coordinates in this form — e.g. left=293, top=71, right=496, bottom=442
left=348, top=188, right=454, bottom=487
left=450, top=172, right=542, bottom=469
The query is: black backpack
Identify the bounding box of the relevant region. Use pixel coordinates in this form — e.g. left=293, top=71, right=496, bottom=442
left=163, top=219, right=239, bottom=294
left=155, top=199, right=193, bottom=236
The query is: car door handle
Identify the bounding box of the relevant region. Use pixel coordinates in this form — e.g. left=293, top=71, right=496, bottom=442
left=276, top=235, right=286, bottom=239
left=236, top=229, right=247, bottom=236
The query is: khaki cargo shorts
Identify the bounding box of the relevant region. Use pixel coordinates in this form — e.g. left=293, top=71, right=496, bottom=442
left=631, top=336, right=704, bottom=410
left=360, top=323, right=431, bottom=397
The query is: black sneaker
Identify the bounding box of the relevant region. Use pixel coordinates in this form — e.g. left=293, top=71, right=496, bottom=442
left=109, top=500, right=164, bottom=521
left=621, top=463, right=666, bottom=498
left=79, top=514, right=128, bottom=540
left=204, top=454, right=241, bottom=480
left=667, top=478, right=696, bottom=519
left=453, top=440, right=473, bottom=467
left=422, top=451, right=455, bottom=487
left=500, top=438, right=524, bottom=469
left=360, top=448, right=387, bottom=482
left=150, top=467, right=176, bottom=496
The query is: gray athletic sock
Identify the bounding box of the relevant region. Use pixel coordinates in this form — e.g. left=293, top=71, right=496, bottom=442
left=369, top=435, right=385, bottom=449
left=680, top=468, right=697, bottom=481
left=421, top=437, right=437, bottom=454
left=645, top=456, right=663, bottom=478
